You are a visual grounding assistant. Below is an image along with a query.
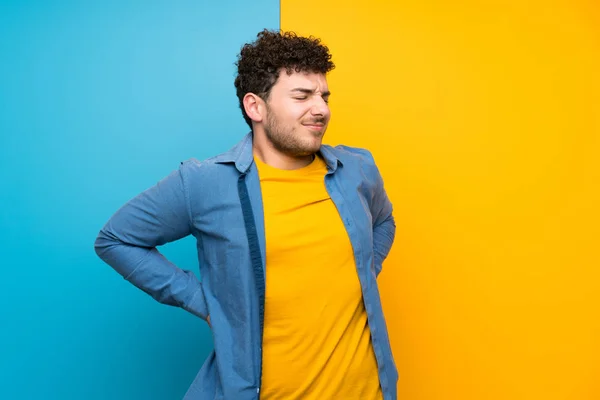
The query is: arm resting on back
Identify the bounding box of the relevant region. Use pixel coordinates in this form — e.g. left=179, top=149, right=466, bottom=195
left=94, top=165, right=208, bottom=320
left=366, top=153, right=396, bottom=276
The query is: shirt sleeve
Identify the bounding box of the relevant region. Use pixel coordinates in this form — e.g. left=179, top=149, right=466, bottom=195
left=94, top=163, right=208, bottom=320
left=364, top=151, right=396, bottom=276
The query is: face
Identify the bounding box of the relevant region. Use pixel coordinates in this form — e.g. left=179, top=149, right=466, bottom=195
left=262, top=71, right=331, bottom=157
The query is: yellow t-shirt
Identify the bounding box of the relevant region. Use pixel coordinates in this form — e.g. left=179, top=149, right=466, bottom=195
left=255, top=154, right=382, bottom=400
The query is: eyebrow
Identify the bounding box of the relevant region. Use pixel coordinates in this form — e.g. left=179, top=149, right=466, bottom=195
left=290, top=88, right=331, bottom=97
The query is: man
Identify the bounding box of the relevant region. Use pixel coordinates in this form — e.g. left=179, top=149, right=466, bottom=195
left=95, top=29, right=397, bottom=400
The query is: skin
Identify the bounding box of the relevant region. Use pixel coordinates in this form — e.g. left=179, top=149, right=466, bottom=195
left=243, top=70, right=331, bottom=170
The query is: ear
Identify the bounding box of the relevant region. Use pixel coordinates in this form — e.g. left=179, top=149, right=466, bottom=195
left=243, top=93, right=265, bottom=123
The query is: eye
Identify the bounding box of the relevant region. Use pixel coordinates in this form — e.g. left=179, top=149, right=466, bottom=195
left=294, top=96, right=308, bottom=101
left=323, top=97, right=330, bottom=104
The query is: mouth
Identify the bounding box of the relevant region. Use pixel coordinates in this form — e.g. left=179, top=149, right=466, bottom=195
left=302, top=123, right=326, bottom=132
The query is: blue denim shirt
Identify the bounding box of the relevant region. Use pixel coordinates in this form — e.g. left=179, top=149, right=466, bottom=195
left=94, top=133, right=398, bottom=399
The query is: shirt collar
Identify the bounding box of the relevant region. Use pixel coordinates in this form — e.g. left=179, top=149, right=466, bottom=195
left=215, top=131, right=342, bottom=174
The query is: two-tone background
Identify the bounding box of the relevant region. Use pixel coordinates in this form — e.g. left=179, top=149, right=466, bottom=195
left=1, top=1, right=598, bottom=399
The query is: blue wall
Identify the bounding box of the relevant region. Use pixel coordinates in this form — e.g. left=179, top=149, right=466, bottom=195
left=0, top=2, right=278, bottom=398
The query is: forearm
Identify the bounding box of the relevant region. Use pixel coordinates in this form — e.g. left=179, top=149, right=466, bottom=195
left=95, top=231, right=208, bottom=319
left=94, top=166, right=208, bottom=320
left=373, top=213, right=396, bottom=276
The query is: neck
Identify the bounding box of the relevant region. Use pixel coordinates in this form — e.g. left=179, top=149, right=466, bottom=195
left=252, top=131, right=315, bottom=170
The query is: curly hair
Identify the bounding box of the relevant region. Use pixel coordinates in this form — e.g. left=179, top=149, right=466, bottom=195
left=234, top=29, right=335, bottom=128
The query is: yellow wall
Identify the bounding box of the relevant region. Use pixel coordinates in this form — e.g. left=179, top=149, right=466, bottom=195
left=281, top=1, right=600, bottom=399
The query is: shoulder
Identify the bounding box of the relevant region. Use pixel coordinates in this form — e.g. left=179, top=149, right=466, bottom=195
left=323, top=144, right=381, bottom=176
left=325, top=144, right=376, bottom=162
left=178, top=154, right=224, bottom=171
left=178, top=134, right=249, bottom=177
left=177, top=153, right=237, bottom=186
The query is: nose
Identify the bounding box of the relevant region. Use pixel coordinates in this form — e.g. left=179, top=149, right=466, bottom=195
left=310, top=97, right=330, bottom=118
